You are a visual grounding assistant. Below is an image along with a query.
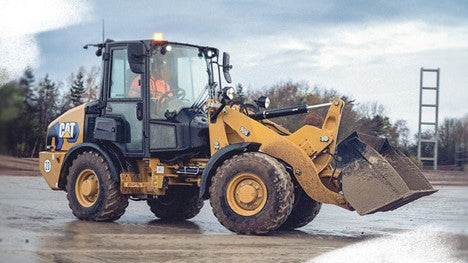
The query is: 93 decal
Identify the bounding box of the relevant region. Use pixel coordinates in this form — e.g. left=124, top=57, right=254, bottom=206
left=44, top=159, right=51, bottom=173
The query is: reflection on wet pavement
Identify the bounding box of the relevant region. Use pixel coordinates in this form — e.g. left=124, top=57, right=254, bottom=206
left=0, top=176, right=467, bottom=262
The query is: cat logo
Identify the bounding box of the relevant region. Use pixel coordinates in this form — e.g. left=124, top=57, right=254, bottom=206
left=59, top=122, right=77, bottom=139
left=53, top=122, right=79, bottom=150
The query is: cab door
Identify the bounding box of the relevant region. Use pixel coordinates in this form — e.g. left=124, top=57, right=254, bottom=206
left=104, top=45, right=146, bottom=156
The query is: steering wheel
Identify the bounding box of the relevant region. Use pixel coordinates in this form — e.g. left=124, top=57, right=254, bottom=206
left=153, top=88, right=189, bottom=118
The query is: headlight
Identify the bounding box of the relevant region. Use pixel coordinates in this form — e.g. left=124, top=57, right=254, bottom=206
left=255, top=96, right=270, bottom=108
left=264, top=97, right=270, bottom=108
left=224, top=86, right=235, bottom=100
left=160, top=45, right=172, bottom=55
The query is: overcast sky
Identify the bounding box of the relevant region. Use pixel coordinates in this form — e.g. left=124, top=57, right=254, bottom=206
left=1, top=0, right=467, bottom=135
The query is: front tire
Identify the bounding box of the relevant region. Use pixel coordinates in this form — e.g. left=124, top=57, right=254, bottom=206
left=66, top=151, right=128, bottom=221
left=279, top=185, right=321, bottom=230
left=209, top=152, right=294, bottom=234
left=147, top=186, right=204, bottom=220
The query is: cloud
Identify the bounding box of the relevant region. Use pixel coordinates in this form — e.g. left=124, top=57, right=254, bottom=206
left=226, top=20, right=468, bottom=72
left=314, top=21, right=468, bottom=69
left=0, top=0, right=93, bottom=83
left=217, top=20, right=468, bottom=134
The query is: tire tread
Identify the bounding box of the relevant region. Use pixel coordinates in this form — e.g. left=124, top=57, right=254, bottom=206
left=209, top=152, right=294, bottom=234
left=66, top=151, right=128, bottom=222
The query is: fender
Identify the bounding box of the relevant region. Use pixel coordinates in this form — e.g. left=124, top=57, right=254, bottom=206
left=199, top=142, right=261, bottom=199
left=58, top=143, right=125, bottom=189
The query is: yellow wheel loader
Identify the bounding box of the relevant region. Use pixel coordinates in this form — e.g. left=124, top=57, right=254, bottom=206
left=39, top=36, right=436, bottom=234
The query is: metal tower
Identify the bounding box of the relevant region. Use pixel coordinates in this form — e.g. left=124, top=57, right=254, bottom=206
left=417, top=68, right=440, bottom=170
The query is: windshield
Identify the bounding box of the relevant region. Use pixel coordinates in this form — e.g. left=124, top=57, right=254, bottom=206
left=149, top=44, right=209, bottom=119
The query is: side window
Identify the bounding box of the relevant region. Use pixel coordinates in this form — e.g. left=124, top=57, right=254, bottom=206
left=110, top=49, right=141, bottom=98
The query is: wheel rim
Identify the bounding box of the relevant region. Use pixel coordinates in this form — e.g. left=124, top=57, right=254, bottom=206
left=226, top=173, right=267, bottom=216
left=75, top=169, right=100, bottom=207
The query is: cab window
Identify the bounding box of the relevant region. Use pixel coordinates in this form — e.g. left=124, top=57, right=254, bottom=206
left=109, top=49, right=141, bottom=98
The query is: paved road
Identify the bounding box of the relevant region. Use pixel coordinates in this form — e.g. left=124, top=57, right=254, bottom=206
left=0, top=176, right=467, bottom=262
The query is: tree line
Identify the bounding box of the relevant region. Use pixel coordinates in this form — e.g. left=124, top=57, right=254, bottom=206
left=0, top=70, right=466, bottom=167
left=0, top=67, right=99, bottom=157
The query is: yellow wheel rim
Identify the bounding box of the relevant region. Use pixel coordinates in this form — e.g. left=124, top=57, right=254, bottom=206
left=226, top=173, right=267, bottom=216
left=75, top=169, right=99, bottom=207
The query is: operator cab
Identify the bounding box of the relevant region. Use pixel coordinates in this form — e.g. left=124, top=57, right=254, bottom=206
left=110, top=42, right=210, bottom=118
left=87, top=37, right=222, bottom=160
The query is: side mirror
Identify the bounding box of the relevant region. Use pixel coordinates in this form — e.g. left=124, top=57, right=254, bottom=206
left=222, top=52, right=232, bottom=83
left=95, top=48, right=102, bottom=57
left=127, top=43, right=145, bottom=74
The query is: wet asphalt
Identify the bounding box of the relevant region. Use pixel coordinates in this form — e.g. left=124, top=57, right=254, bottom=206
left=0, top=176, right=467, bottom=262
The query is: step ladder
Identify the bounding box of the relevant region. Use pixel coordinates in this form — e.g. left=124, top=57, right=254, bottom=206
left=417, top=68, right=440, bottom=170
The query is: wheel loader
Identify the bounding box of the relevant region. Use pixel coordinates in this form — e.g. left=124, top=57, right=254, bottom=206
left=39, top=35, right=436, bottom=234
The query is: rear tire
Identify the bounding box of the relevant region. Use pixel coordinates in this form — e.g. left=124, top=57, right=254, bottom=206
left=147, top=186, right=204, bottom=220
left=66, top=151, right=128, bottom=221
left=279, top=185, right=321, bottom=230
left=209, top=152, right=294, bottom=234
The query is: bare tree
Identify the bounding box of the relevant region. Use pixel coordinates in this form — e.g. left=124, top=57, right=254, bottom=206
left=83, top=66, right=101, bottom=102
left=438, top=117, right=466, bottom=165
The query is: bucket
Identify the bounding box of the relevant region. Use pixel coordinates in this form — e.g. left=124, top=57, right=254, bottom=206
left=336, top=132, right=437, bottom=215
